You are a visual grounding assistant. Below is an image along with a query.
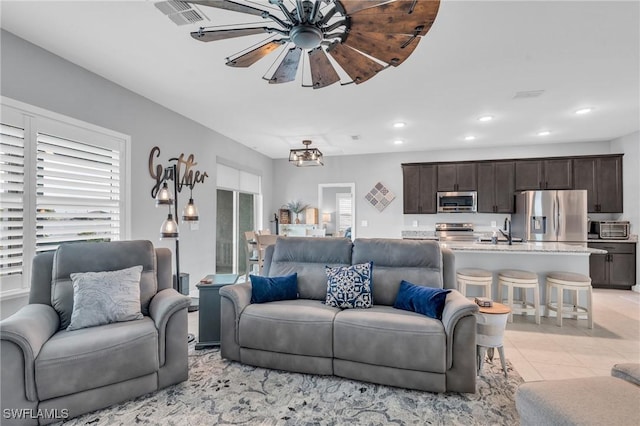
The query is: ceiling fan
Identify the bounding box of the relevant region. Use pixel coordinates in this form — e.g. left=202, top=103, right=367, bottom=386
left=184, top=0, right=441, bottom=89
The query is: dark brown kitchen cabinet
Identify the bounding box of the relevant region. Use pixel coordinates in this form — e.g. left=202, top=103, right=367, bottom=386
left=588, top=242, right=636, bottom=290
left=573, top=155, right=623, bottom=213
left=477, top=161, right=515, bottom=213
left=437, top=163, right=477, bottom=191
left=402, top=164, right=437, bottom=214
left=515, top=159, right=572, bottom=191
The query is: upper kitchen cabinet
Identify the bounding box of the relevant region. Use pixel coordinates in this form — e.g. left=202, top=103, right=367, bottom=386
left=573, top=155, right=623, bottom=213
left=437, top=163, right=477, bottom=192
left=515, top=159, right=573, bottom=191
left=402, top=164, right=437, bottom=214
left=477, top=161, right=515, bottom=213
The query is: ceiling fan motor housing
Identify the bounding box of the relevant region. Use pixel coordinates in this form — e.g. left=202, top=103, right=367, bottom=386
left=290, top=25, right=323, bottom=49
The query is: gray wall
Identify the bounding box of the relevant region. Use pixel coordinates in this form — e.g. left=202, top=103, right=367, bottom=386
left=0, top=30, right=275, bottom=317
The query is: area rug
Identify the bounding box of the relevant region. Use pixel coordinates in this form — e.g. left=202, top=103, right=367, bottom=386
left=59, top=346, right=523, bottom=425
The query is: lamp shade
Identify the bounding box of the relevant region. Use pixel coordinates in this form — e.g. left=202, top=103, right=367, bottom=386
left=155, top=182, right=174, bottom=206
left=182, top=198, right=199, bottom=222
left=160, top=213, right=179, bottom=239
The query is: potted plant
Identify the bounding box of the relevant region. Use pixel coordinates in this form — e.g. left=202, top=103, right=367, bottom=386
left=286, top=200, right=309, bottom=224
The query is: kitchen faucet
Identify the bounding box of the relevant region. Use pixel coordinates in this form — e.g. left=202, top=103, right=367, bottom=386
left=499, top=217, right=513, bottom=245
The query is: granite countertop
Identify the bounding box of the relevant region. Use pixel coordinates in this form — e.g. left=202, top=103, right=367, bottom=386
left=438, top=241, right=606, bottom=255
left=587, top=235, right=638, bottom=243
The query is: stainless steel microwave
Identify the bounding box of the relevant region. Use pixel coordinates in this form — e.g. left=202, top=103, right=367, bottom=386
left=437, top=191, right=477, bottom=213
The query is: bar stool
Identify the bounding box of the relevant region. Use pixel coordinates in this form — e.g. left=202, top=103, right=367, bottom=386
left=498, top=269, right=541, bottom=324
left=545, top=271, right=593, bottom=329
left=457, top=268, right=493, bottom=300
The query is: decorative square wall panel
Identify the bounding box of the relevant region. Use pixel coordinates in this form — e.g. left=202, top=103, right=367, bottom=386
left=365, top=182, right=395, bottom=212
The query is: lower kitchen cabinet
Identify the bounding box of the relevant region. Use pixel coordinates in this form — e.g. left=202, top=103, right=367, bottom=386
left=588, top=242, right=637, bottom=290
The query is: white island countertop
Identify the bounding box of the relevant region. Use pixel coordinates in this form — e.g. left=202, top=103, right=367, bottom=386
left=438, top=241, right=607, bottom=255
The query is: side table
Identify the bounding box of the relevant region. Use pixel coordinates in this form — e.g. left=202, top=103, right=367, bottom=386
left=195, top=274, right=238, bottom=350
left=476, top=302, right=511, bottom=377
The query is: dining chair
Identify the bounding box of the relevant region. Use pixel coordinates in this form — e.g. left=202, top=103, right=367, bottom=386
left=243, top=231, right=259, bottom=281
left=256, top=234, right=279, bottom=275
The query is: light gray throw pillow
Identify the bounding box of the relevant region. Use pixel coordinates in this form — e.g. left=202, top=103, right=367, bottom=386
left=67, top=265, right=144, bottom=331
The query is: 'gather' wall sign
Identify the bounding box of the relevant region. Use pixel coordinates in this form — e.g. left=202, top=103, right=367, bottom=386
left=148, top=146, right=209, bottom=199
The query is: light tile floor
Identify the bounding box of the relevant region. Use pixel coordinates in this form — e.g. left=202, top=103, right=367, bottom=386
left=503, top=289, right=640, bottom=381
left=188, top=289, right=640, bottom=383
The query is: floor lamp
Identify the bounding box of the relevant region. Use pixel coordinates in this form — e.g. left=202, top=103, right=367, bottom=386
left=155, top=160, right=199, bottom=315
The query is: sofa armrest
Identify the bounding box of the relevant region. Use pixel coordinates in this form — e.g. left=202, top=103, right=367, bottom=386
left=0, top=304, right=60, bottom=401
left=611, top=363, right=640, bottom=387
left=219, top=282, right=252, bottom=360
left=149, top=288, right=191, bottom=366
left=441, top=290, right=479, bottom=367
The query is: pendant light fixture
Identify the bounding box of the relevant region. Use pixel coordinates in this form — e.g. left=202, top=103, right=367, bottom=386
left=182, top=190, right=199, bottom=223
left=289, top=140, right=324, bottom=167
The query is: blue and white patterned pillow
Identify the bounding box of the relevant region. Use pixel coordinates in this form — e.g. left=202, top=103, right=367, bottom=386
left=325, top=262, right=373, bottom=309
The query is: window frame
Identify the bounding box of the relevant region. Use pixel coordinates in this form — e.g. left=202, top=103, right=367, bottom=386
left=0, top=97, right=131, bottom=299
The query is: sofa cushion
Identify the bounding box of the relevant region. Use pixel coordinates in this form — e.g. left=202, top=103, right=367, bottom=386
left=35, top=317, right=159, bottom=400
left=239, top=299, right=340, bottom=357
left=268, top=237, right=352, bottom=300
left=333, top=306, right=447, bottom=373
left=250, top=273, right=298, bottom=304
left=394, top=280, right=451, bottom=320
left=325, top=262, right=373, bottom=309
left=51, top=240, right=158, bottom=330
left=68, top=265, right=144, bottom=330
left=352, top=239, right=443, bottom=306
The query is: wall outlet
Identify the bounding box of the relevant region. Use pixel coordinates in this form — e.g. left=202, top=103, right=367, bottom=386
left=190, top=222, right=199, bottom=231
left=412, top=220, right=419, bottom=227
left=361, top=220, right=368, bottom=227
left=490, top=221, right=497, bottom=228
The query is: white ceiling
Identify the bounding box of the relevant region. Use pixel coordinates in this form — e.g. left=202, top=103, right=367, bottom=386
left=1, top=0, right=639, bottom=159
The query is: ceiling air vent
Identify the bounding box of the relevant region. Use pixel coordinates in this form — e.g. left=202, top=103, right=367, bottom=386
left=513, top=90, right=545, bottom=99
left=155, top=1, right=209, bottom=26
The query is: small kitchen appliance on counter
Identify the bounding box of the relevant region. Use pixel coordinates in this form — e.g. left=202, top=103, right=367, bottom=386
left=592, top=221, right=630, bottom=240
left=435, top=223, right=477, bottom=241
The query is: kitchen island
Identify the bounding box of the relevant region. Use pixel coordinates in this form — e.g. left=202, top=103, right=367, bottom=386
left=438, top=241, right=606, bottom=311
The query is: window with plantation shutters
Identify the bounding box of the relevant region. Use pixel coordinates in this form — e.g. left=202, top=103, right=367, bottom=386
left=336, top=192, right=353, bottom=235
left=0, top=99, right=129, bottom=297
left=0, top=124, right=26, bottom=283
left=35, top=133, right=120, bottom=253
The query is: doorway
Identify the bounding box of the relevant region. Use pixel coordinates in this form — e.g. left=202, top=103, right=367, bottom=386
left=318, top=183, right=355, bottom=239
left=215, top=189, right=255, bottom=274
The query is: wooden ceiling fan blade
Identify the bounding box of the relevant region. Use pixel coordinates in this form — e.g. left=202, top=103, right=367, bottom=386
left=339, top=0, right=395, bottom=15
left=190, top=27, right=269, bottom=42
left=344, top=32, right=420, bottom=66
left=226, top=40, right=284, bottom=68
left=327, top=43, right=385, bottom=85
left=269, top=47, right=302, bottom=84
left=308, top=48, right=340, bottom=89
left=349, top=0, right=440, bottom=36
left=185, top=0, right=267, bottom=17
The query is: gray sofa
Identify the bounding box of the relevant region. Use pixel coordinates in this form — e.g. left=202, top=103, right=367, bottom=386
left=220, top=237, right=479, bottom=393
left=0, top=240, right=191, bottom=425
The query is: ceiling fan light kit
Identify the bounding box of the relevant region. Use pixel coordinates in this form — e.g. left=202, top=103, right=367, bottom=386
left=185, top=0, right=440, bottom=88
left=289, top=140, right=324, bottom=166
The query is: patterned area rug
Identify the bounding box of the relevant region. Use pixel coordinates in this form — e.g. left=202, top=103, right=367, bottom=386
left=60, top=346, right=523, bottom=425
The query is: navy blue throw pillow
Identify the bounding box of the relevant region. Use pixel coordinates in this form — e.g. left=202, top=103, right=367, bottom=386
left=250, top=273, right=298, bottom=304
left=393, top=280, right=451, bottom=320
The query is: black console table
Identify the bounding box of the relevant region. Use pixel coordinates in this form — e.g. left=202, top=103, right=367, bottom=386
left=195, top=274, right=239, bottom=349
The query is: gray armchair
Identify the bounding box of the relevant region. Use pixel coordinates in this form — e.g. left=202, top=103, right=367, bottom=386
left=0, top=240, right=191, bottom=425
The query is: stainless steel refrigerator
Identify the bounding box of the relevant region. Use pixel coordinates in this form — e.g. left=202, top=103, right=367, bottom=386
left=511, top=190, right=588, bottom=243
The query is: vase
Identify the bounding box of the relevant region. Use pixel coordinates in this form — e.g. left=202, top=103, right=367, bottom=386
left=295, top=214, right=301, bottom=224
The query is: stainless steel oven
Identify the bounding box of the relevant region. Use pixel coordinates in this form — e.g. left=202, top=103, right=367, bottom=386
left=437, top=191, right=477, bottom=213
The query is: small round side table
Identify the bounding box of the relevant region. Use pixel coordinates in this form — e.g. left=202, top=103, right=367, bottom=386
left=476, top=302, right=511, bottom=377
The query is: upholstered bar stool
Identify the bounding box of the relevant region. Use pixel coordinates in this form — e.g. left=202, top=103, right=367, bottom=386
left=545, top=271, right=593, bottom=329
left=457, top=268, right=493, bottom=300
left=498, top=269, right=541, bottom=324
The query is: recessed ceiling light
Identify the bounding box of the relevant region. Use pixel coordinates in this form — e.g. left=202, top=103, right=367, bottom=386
left=537, top=130, right=551, bottom=136
left=464, top=135, right=476, bottom=141
left=393, top=139, right=404, bottom=145
left=575, top=107, right=593, bottom=115
left=393, top=122, right=406, bottom=128
left=478, top=115, right=493, bottom=122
